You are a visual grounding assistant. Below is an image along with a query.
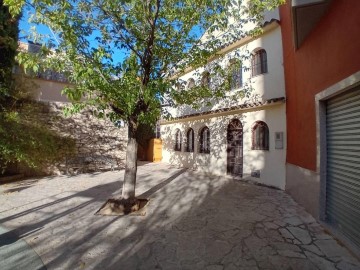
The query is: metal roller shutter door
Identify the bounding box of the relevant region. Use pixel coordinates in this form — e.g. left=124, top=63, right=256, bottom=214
left=326, top=86, right=360, bottom=248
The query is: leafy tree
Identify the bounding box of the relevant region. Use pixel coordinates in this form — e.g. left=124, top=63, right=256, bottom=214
left=0, top=0, right=19, bottom=106
left=4, top=0, right=284, bottom=203
left=0, top=3, right=75, bottom=174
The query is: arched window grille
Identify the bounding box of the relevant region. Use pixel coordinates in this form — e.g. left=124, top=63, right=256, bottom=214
left=252, top=121, right=269, bottom=150
left=199, top=126, right=210, bottom=154
left=174, top=129, right=182, bottom=151
left=251, top=49, right=268, bottom=76
left=229, top=60, right=242, bottom=90
left=201, top=72, right=211, bottom=88
left=186, top=128, right=194, bottom=152
left=187, top=78, right=195, bottom=89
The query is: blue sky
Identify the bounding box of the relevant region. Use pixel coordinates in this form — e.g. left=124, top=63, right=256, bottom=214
left=19, top=6, right=204, bottom=65
left=19, top=7, right=129, bottom=64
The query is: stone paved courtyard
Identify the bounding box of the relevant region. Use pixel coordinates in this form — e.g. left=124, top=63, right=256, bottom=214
left=0, top=162, right=359, bottom=270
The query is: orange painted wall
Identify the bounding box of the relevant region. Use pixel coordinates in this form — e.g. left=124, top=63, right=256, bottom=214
left=280, top=0, right=360, bottom=171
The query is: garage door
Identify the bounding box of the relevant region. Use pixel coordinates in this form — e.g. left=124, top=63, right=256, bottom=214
left=326, top=86, right=360, bottom=248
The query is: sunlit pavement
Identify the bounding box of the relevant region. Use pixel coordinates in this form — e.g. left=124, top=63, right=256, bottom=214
left=0, top=162, right=359, bottom=270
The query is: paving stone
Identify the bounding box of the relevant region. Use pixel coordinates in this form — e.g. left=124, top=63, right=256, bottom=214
left=278, top=250, right=306, bottom=258
left=263, top=222, right=279, bottom=230
left=224, top=263, right=238, bottom=270
left=227, top=229, right=252, bottom=244
left=204, top=240, right=232, bottom=264
left=301, top=244, right=324, bottom=256
left=269, top=256, right=318, bottom=270
left=271, top=242, right=302, bottom=252
left=274, top=220, right=287, bottom=227
left=336, top=260, right=360, bottom=270
left=181, top=260, right=206, bottom=270
left=175, top=218, right=205, bottom=232
left=153, top=242, right=177, bottom=262
left=314, top=239, right=352, bottom=258
left=206, top=264, right=224, bottom=270
left=278, top=228, right=295, bottom=240
left=221, top=244, right=243, bottom=265
left=287, top=227, right=312, bottom=244
left=244, top=235, right=269, bottom=250
left=283, top=216, right=303, bottom=226
left=304, top=251, right=337, bottom=270
left=299, top=213, right=316, bottom=224
left=159, top=260, right=181, bottom=270
left=312, top=231, right=333, bottom=240
left=265, top=229, right=284, bottom=242
left=255, top=228, right=267, bottom=239
left=0, top=163, right=359, bottom=270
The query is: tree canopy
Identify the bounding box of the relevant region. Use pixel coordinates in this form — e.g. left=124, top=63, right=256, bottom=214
left=6, top=0, right=283, bottom=123
left=4, top=0, right=284, bottom=200
left=0, top=0, right=19, bottom=104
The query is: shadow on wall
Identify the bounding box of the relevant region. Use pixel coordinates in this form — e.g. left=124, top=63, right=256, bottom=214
left=162, top=103, right=286, bottom=190
left=164, top=110, right=249, bottom=175
left=2, top=100, right=128, bottom=177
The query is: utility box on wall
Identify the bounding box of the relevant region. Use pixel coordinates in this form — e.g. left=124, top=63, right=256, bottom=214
left=275, top=132, right=284, bottom=149
left=147, top=139, right=162, bottom=162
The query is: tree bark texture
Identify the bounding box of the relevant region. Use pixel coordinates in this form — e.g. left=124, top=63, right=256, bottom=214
left=122, top=122, right=138, bottom=199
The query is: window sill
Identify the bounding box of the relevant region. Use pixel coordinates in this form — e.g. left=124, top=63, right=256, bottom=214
left=251, top=72, right=269, bottom=79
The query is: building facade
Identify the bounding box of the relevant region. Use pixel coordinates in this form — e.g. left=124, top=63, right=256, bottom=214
left=280, top=0, right=360, bottom=254
left=161, top=9, right=287, bottom=190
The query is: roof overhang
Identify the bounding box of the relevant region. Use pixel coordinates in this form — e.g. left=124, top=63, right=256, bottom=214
left=292, top=0, right=332, bottom=49
left=160, top=97, right=285, bottom=124
left=169, top=19, right=280, bottom=80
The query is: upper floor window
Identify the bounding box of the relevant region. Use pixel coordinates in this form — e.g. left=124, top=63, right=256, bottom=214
left=229, top=60, right=242, bottom=90
left=186, top=128, right=194, bottom=152
left=252, top=121, right=269, bottom=150
left=186, top=78, right=195, bottom=89
left=251, top=49, right=268, bottom=77
left=201, top=72, right=211, bottom=88
left=199, top=126, right=210, bottom=154
left=174, top=129, right=182, bottom=151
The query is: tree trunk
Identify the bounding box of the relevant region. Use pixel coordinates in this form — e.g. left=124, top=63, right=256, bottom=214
left=122, top=122, right=138, bottom=200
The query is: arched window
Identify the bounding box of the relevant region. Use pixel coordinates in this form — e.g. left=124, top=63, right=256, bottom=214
left=174, top=129, right=182, bottom=151
left=252, top=121, right=269, bottom=150
left=186, top=128, right=194, bottom=152
left=251, top=49, right=267, bottom=76
left=199, top=126, right=210, bottom=154
left=187, top=78, right=195, bottom=89
left=201, top=72, right=211, bottom=88
left=229, top=60, right=242, bottom=90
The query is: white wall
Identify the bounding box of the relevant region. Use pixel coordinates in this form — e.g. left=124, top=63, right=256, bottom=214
left=168, top=25, right=285, bottom=118
left=31, top=78, right=70, bottom=102
left=161, top=104, right=286, bottom=189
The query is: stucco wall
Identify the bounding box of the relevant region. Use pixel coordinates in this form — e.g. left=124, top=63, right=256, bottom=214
left=31, top=78, right=71, bottom=102
left=161, top=104, right=286, bottom=189
left=279, top=0, right=360, bottom=218
left=280, top=0, right=360, bottom=171
left=167, top=25, right=285, bottom=118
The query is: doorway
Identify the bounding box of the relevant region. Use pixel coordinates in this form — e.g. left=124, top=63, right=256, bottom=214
left=227, top=119, right=243, bottom=177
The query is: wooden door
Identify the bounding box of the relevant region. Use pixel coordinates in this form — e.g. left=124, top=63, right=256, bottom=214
left=227, top=119, right=243, bottom=177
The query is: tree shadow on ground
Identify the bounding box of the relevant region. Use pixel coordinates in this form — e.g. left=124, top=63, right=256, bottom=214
left=0, top=164, right=358, bottom=270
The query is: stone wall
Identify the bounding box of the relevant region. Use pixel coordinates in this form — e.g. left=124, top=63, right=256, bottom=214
left=18, top=101, right=128, bottom=176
